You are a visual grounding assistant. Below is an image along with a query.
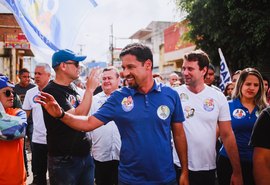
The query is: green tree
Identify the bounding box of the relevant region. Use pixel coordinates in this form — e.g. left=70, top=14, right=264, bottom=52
left=175, top=0, right=270, bottom=73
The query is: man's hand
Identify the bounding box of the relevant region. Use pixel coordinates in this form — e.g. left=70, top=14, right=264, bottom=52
left=231, top=172, right=243, bottom=185
left=36, top=92, right=62, bottom=118
left=85, top=68, right=102, bottom=92
left=179, top=170, right=189, bottom=185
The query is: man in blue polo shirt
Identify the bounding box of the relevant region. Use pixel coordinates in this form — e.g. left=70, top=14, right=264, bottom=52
left=38, top=43, right=189, bottom=185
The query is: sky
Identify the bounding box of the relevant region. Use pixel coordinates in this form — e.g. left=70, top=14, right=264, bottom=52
left=0, top=0, right=185, bottom=63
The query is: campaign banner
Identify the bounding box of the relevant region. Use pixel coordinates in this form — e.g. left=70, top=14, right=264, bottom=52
left=219, top=48, right=231, bottom=92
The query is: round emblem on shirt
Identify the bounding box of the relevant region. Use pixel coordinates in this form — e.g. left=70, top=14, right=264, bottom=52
left=203, top=98, right=215, bottom=112
left=255, top=110, right=259, bottom=117
left=68, top=95, right=78, bottom=108
left=32, top=94, right=40, bottom=103
left=157, top=105, right=170, bottom=120
left=184, top=106, right=195, bottom=119
left=179, top=93, right=189, bottom=102
left=121, top=96, right=134, bottom=112
left=233, top=109, right=246, bottom=119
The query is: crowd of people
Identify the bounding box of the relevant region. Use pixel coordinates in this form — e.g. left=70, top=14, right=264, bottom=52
left=0, top=42, right=270, bottom=185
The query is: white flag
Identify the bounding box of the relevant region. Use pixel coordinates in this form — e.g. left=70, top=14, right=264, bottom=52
left=218, top=48, right=231, bottom=92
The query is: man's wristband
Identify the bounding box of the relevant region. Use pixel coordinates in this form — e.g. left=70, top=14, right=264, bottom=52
left=55, top=107, right=65, bottom=119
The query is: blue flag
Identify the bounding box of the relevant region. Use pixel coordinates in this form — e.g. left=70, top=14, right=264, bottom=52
left=218, top=48, right=231, bottom=92
left=0, top=0, right=97, bottom=64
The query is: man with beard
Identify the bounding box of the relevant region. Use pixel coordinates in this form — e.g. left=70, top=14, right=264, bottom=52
left=38, top=43, right=189, bottom=185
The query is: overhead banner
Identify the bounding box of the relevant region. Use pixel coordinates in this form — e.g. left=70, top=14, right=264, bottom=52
left=0, top=0, right=97, bottom=64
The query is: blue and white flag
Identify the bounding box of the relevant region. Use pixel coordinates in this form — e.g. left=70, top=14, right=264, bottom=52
left=0, top=0, right=97, bottom=64
left=218, top=48, right=231, bottom=92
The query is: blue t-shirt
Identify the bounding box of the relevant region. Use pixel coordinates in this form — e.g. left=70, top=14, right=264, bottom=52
left=93, top=81, right=185, bottom=184
left=219, top=98, right=258, bottom=161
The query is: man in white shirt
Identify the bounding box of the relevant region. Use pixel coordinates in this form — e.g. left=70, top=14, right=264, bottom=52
left=174, top=50, right=243, bottom=185
left=22, top=63, right=51, bottom=185
left=88, top=66, right=121, bottom=185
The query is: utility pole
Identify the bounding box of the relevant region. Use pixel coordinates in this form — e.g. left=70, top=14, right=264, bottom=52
left=78, top=44, right=85, bottom=55
left=109, top=24, right=114, bottom=66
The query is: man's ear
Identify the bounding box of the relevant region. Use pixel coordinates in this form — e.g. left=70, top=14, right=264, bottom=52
left=59, top=62, right=66, bottom=71
left=145, top=59, right=152, bottom=70
left=202, top=66, right=208, bottom=77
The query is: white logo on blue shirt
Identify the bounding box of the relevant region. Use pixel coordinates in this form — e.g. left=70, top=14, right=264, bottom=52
left=233, top=109, right=246, bottom=119
left=157, top=105, right=170, bottom=120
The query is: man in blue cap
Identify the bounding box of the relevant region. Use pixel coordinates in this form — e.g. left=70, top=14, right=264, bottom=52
left=41, top=49, right=100, bottom=185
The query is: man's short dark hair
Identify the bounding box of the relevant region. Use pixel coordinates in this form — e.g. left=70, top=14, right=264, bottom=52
left=184, top=50, right=210, bottom=70
left=120, top=43, right=153, bottom=69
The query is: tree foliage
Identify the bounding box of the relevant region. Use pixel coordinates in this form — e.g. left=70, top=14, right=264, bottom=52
left=175, top=0, right=270, bottom=73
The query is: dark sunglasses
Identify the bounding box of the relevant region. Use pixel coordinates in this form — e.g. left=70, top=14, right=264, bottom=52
left=65, top=62, right=79, bottom=68
left=3, top=90, right=15, bottom=97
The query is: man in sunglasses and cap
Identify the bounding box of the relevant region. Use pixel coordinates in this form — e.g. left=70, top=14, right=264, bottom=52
left=41, top=49, right=100, bottom=185
left=0, top=76, right=27, bottom=184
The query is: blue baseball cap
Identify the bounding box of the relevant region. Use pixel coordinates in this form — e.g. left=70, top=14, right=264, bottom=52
left=52, top=49, right=87, bottom=68
left=0, top=76, right=14, bottom=89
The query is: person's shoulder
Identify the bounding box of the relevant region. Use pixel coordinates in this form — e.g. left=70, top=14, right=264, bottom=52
left=205, top=85, right=223, bottom=95
left=115, top=86, right=130, bottom=96
left=29, top=83, right=36, bottom=88
left=211, top=84, right=222, bottom=92
left=6, top=107, right=26, bottom=117
left=26, top=86, right=39, bottom=94
left=14, top=83, right=20, bottom=89
left=43, top=80, right=56, bottom=92
left=157, top=83, right=179, bottom=97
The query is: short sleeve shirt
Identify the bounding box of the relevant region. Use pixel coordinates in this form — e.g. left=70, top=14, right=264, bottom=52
left=220, top=98, right=259, bottom=161
left=174, top=84, right=231, bottom=171
left=93, top=81, right=185, bottom=184
left=250, top=107, right=270, bottom=149
left=42, top=81, right=91, bottom=156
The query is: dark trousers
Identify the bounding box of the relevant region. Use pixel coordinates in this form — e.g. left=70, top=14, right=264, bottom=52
left=23, top=138, right=29, bottom=175
left=94, top=159, right=119, bottom=185
left=48, top=154, right=95, bottom=185
left=217, top=155, right=255, bottom=185
left=32, top=142, right=48, bottom=185
left=175, top=167, right=216, bottom=185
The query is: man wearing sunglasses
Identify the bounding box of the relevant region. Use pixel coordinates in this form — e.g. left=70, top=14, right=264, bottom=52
left=41, top=49, right=100, bottom=185
left=0, top=76, right=27, bottom=184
